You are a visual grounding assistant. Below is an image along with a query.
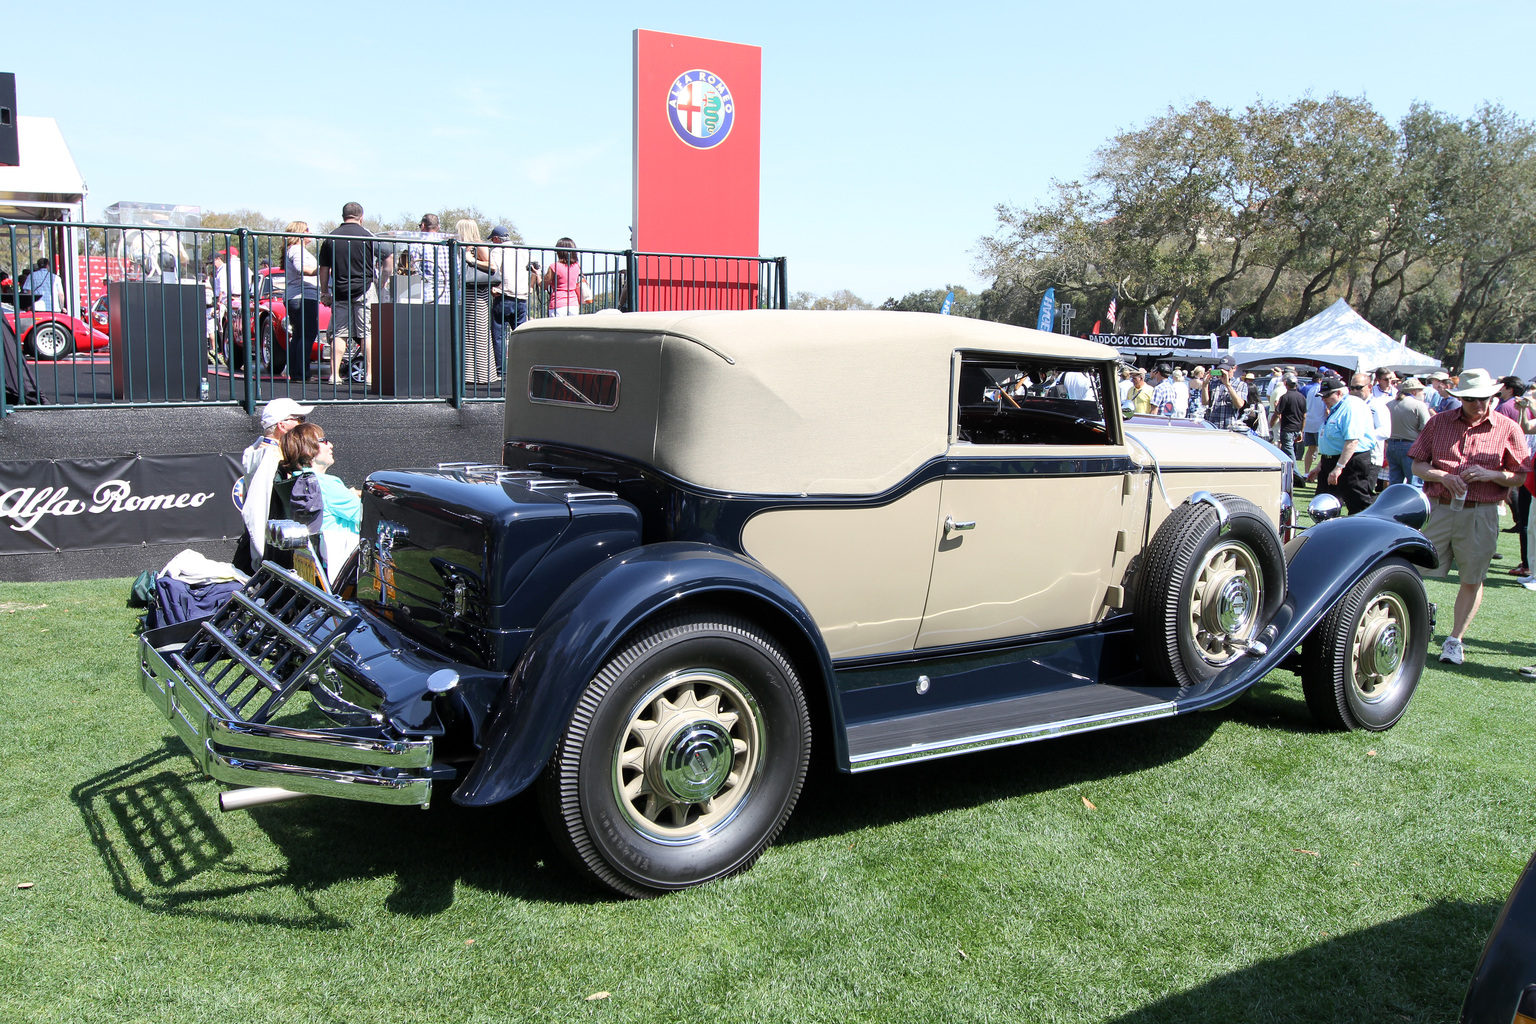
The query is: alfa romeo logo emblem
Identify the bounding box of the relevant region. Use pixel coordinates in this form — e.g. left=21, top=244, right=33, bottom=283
left=667, top=69, right=735, bottom=149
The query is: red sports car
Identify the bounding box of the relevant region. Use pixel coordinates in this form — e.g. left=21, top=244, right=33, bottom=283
left=2, top=304, right=112, bottom=359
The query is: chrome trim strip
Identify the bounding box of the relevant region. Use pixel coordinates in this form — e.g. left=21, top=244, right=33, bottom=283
left=847, top=700, right=1177, bottom=771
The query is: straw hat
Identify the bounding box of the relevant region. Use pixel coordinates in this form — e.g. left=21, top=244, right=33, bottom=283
left=1449, top=368, right=1501, bottom=399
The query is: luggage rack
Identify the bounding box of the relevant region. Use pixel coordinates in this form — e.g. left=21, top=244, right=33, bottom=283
left=138, top=564, right=436, bottom=808
left=176, top=563, right=360, bottom=725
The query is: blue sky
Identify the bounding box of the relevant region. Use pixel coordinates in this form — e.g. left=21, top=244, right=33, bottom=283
left=7, top=1, right=1535, bottom=302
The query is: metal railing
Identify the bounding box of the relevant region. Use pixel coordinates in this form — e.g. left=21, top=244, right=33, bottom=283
left=0, top=220, right=787, bottom=418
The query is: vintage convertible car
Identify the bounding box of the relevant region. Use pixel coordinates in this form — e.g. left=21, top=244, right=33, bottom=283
left=137, top=311, right=1437, bottom=897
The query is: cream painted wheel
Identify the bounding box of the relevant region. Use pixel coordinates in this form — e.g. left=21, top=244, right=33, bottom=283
left=1349, top=591, right=1410, bottom=703
left=1303, top=558, right=1427, bottom=732
left=539, top=614, right=810, bottom=897
left=613, top=668, right=764, bottom=843
left=1187, top=540, right=1264, bottom=668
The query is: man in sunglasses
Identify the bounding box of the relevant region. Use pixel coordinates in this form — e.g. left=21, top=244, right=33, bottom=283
left=1306, top=374, right=1379, bottom=515
left=1409, top=368, right=1531, bottom=666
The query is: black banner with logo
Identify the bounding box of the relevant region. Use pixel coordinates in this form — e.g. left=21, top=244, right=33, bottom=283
left=0, top=454, right=240, bottom=554
left=1090, top=333, right=1224, bottom=353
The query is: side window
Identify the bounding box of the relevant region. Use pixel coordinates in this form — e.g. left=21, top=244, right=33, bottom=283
left=955, top=354, right=1112, bottom=446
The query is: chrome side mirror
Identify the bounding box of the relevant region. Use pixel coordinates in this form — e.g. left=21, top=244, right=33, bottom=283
left=266, top=519, right=311, bottom=551
left=1307, top=493, right=1344, bottom=524
left=1122, top=399, right=1136, bottom=417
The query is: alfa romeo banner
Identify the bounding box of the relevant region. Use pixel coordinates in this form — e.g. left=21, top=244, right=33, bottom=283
left=0, top=454, right=241, bottom=555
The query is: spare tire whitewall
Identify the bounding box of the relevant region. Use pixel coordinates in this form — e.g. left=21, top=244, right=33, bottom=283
left=1133, top=495, right=1287, bottom=688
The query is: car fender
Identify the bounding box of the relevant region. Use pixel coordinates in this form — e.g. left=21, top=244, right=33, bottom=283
left=452, top=541, right=838, bottom=806
left=1174, top=506, right=1436, bottom=714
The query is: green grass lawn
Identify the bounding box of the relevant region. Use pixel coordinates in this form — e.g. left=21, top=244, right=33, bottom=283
left=4, top=501, right=1536, bottom=1023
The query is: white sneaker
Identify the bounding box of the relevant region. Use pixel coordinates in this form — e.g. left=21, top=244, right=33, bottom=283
left=1439, top=636, right=1465, bottom=665
left=1522, top=578, right=1536, bottom=591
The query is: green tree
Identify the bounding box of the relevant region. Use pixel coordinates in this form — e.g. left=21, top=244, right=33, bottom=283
left=880, top=285, right=982, bottom=317
left=788, top=289, right=873, bottom=310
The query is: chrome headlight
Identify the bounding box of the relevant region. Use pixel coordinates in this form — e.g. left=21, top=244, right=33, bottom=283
left=1307, top=493, right=1344, bottom=524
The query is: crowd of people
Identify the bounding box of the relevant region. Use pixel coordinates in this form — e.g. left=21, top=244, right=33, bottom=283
left=177, top=203, right=592, bottom=387
left=1124, top=360, right=1536, bottom=674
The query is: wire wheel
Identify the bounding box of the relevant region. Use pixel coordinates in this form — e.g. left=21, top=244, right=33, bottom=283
left=1187, top=539, right=1264, bottom=667
left=613, top=668, right=764, bottom=844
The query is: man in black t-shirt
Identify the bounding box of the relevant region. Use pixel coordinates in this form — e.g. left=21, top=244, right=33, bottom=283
left=1272, top=372, right=1308, bottom=481
left=317, top=201, right=377, bottom=385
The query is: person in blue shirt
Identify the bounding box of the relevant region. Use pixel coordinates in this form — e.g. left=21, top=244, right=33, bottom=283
left=1305, top=373, right=1379, bottom=513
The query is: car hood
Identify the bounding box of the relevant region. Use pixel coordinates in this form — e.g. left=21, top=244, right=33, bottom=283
left=1124, top=422, right=1283, bottom=471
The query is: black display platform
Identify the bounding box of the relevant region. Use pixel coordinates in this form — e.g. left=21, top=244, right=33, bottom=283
left=370, top=303, right=454, bottom=397
left=109, top=282, right=205, bottom=400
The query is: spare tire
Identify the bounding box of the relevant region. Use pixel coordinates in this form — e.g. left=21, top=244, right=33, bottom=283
left=1133, top=493, right=1286, bottom=688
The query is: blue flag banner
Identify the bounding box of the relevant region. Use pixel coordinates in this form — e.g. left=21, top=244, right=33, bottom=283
left=940, top=291, right=955, bottom=316
left=1037, top=288, right=1056, bottom=333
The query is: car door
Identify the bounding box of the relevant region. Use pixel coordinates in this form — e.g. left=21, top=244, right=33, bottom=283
left=916, top=354, right=1142, bottom=649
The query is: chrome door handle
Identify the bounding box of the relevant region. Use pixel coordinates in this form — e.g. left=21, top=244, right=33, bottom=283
left=944, top=516, right=976, bottom=535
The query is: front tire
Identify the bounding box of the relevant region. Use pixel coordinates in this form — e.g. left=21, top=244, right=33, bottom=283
left=1301, top=558, right=1427, bottom=731
left=538, top=613, right=811, bottom=897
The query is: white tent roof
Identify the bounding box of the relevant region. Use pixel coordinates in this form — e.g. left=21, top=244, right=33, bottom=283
left=0, top=117, right=87, bottom=220
left=1230, top=298, right=1441, bottom=375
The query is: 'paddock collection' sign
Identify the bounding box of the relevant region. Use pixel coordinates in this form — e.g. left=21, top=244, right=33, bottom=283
left=0, top=454, right=240, bottom=554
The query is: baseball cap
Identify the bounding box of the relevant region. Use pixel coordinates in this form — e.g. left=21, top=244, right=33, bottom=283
left=489, top=226, right=510, bottom=240
left=1317, top=377, right=1349, bottom=396
left=260, top=397, right=314, bottom=430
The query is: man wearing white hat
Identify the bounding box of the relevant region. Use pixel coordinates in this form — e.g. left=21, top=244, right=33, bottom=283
left=1409, top=368, right=1531, bottom=665
left=232, top=397, right=314, bottom=571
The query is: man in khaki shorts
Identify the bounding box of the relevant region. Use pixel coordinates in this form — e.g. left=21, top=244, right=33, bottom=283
left=1409, top=368, right=1531, bottom=665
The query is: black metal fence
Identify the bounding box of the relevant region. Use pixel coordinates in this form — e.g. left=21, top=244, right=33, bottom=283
left=0, top=220, right=787, bottom=417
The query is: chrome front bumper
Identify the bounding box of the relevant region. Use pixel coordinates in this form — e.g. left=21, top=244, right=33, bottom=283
left=137, top=565, right=435, bottom=807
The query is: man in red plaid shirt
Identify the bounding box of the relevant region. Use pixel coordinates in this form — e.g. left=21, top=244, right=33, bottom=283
left=1409, top=368, right=1532, bottom=665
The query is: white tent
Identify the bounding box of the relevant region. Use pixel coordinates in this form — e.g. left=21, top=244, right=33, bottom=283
left=1230, top=298, right=1441, bottom=375
left=0, top=116, right=87, bottom=220
left=0, top=117, right=88, bottom=317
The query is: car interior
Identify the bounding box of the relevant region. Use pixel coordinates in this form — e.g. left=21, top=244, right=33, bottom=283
left=955, top=354, right=1113, bottom=446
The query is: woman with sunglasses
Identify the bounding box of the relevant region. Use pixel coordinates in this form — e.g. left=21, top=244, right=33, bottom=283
left=279, top=422, right=362, bottom=579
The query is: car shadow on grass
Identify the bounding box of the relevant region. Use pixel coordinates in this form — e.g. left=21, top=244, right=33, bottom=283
left=1105, top=898, right=1497, bottom=1024
left=72, top=736, right=603, bottom=926
left=781, top=707, right=1230, bottom=846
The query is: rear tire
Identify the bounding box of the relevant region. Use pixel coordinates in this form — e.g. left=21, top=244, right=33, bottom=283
left=538, top=613, right=811, bottom=897
left=27, top=323, right=73, bottom=359
left=1302, top=558, right=1427, bottom=731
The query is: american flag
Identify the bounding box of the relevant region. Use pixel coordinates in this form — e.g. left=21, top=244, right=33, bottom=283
left=1105, top=298, right=1117, bottom=328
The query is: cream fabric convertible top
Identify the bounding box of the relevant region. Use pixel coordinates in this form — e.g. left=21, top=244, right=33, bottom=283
left=509, top=310, right=1115, bottom=496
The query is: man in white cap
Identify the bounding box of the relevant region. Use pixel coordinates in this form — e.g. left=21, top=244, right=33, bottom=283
left=1409, top=368, right=1531, bottom=665
left=232, top=397, right=313, bottom=572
